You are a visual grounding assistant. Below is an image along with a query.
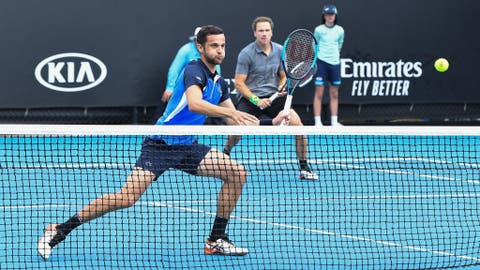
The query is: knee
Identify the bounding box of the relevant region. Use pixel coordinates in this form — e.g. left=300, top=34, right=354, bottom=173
left=289, top=112, right=304, bottom=126
left=226, top=165, right=247, bottom=187
left=330, top=88, right=339, bottom=99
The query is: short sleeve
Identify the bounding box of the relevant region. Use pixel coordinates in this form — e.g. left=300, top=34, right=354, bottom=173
left=184, top=62, right=206, bottom=90
left=235, top=50, right=250, bottom=75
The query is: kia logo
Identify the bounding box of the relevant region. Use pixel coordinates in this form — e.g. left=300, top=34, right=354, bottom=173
left=35, top=52, right=107, bottom=92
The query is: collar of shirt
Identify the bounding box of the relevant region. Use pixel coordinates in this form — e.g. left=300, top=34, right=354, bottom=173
left=253, top=41, right=273, bottom=55
left=196, top=59, right=218, bottom=79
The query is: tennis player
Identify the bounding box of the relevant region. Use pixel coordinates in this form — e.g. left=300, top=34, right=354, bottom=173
left=223, top=16, right=318, bottom=181
left=38, top=25, right=290, bottom=259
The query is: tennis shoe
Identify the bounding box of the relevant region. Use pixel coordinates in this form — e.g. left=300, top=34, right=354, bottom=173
left=332, top=122, right=343, bottom=126
left=204, top=236, right=248, bottom=256
left=300, top=169, right=319, bottom=180
left=38, top=224, right=63, bottom=260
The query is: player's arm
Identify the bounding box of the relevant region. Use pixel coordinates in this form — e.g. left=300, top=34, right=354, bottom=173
left=338, top=28, right=345, bottom=52
left=186, top=86, right=258, bottom=125
left=234, top=73, right=271, bottom=109
left=276, top=69, right=287, bottom=97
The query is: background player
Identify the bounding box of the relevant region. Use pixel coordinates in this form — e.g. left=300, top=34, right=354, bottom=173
left=223, top=16, right=318, bottom=181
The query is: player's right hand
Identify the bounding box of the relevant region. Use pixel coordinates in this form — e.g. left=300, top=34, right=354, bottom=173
left=273, top=109, right=291, bottom=126
left=257, top=98, right=272, bottom=109
left=229, top=110, right=259, bottom=125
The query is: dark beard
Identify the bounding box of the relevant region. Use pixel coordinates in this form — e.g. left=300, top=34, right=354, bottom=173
left=205, top=56, right=220, bottom=66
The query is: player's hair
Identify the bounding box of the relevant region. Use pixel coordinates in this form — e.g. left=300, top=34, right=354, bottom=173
left=321, top=14, right=338, bottom=25
left=251, top=16, right=274, bottom=31
left=196, top=25, right=224, bottom=46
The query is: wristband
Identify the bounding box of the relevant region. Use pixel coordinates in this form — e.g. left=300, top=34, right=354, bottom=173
left=249, top=95, right=260, bottom=106
left=259, top=119, right=273, bottom=126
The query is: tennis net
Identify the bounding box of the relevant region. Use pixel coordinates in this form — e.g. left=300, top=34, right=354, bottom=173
left=1, top=124, right=480, bottom=270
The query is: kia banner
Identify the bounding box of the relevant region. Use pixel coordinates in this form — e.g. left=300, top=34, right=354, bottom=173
left=34, top=53, right=107, bottom=93
left=0, top=0, right=478, bottom=108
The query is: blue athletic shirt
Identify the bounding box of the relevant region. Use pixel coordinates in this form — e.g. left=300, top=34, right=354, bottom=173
left=153, top=60, right=230, bottom=145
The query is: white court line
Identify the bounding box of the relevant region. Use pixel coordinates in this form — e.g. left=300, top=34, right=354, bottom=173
left=3, top=202, right=480, bottom=263
left=142, top=201, right=480, bottom=263
left=3, top=192, right=478, bottom=211
left=3, top=157, right=478, bottom=186
left=241, top=158, right=480, bottom=185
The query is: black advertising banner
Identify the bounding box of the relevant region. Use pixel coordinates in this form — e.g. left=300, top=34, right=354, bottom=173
left=0, top=0, right=478, bottom=108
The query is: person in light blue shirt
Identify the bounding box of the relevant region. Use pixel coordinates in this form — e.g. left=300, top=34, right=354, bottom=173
left=313, top=4, right=345, bottom=126
left=161, top=27, right=222, bottom=103
left=38, top=25, right=290, bottom=259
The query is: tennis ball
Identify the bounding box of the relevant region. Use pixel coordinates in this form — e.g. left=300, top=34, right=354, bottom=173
left=434, top=58, right=449, bottom=72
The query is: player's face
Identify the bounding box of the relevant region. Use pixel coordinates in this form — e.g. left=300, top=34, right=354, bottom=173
left=199, top=34, right=226, bottom=66
left=324, top=13, right=336, bottom=25
left=254, top=21, right=273, bottom=47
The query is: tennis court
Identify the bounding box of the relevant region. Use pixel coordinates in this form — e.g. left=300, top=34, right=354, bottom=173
left=1, top=126, right=480, bottom=269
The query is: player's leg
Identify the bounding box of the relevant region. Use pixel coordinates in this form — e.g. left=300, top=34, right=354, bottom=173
left=38, top=168, right=157, bottom=259
left=195, top=148, right=249, bottom=255
left=328, top=63, right=342, bottom=126
left=223, top=98, right=260, bottom=155
left=288, top=110, right=319, bottom=181
left=78, top=168, right=157, bottom=221
left=223, top=135, right=241, bottom=156
left=313, top=60, right=328, bottom=126
left=38, top=137, right=166, bottom=259
left=267, top=103, right=318, bottom=181
left=329, top=84, right=340, bottom=125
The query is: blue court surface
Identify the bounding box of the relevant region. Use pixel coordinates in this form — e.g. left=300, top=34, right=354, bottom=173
left=1, top=134, right=480, bottom=269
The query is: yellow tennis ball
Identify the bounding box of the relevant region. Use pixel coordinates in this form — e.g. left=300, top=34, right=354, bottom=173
left=434, top=58, right=449, bottom=72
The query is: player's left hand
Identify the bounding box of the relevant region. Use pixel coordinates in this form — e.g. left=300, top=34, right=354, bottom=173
left=273, top=110, right=291, bottom=126
left=277, top=89, right=287, bottom=98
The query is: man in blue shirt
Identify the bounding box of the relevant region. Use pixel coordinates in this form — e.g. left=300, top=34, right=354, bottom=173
left=38, top=25, right=289, bottom=259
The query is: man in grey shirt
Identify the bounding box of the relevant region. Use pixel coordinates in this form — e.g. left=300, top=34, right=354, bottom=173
left=223, top=16, right=318, bottom=181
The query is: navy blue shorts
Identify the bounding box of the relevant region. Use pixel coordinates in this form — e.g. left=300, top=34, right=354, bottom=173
left=134, top=137, right=211, bottom=177
left=314, top=59, right=341, bottom=86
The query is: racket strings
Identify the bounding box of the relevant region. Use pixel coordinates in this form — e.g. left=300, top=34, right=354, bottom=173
left=284, top=31, right=316, bottom=79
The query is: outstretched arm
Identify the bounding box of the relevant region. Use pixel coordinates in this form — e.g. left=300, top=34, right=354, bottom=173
left=186, top=86, right=258, bottom=125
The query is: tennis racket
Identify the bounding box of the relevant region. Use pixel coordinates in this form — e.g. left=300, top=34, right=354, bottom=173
left=280, top=29, right=318, bottom=125
left=268, top=64, right=317, bottom=104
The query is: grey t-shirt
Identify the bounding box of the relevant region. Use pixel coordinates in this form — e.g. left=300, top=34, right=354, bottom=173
left=235, top=41, right=283, bottom=97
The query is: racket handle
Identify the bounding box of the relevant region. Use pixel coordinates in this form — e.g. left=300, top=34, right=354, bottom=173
left=269, top=92, right=279, bottom=102
left=280, top=95, right=293, bottom=126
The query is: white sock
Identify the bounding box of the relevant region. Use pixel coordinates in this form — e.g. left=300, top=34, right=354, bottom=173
left=331, top=116, right=338, bottom=125
left=314, top=116, right=323, bottom=126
